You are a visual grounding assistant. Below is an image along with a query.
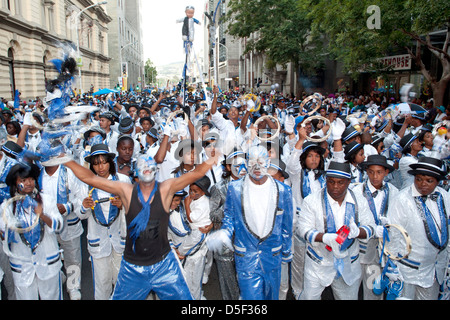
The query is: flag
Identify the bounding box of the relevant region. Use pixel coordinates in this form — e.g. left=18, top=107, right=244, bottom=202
left=14, top=90, right=20, bottom=109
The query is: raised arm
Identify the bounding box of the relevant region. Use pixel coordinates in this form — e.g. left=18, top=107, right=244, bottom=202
left=64, top=160, right=133, bottom=207
left=167, top=155, right=219, bottom=197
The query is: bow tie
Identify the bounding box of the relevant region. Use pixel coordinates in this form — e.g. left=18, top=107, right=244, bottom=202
left=306, top=169, right=319, bottom=175
left=371, top=185, right=386, bottom=198
left=417, top=193, right=440, bottom=202
left=118, top=162, right=132, bottom=170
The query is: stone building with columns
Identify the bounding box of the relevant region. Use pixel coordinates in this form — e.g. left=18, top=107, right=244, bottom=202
left=0, top=0, right=111, bottom=101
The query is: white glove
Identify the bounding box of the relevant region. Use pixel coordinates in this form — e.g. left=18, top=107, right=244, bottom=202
left=23, top=112, right=33, bottom=127
left=285, top=115, right=295, bottom=134
left=323, top=233, right=348, bottom=259
left=246, top=99, right=255, bottom=112
left=322, top=233, right=341, bottom=252
left=163, top=124, right=173, bottom=138
left=379, top=216, right=391, bottom=226
left=178, top=121, right=188, bottom=138
left=348, top=219, right=361, bottom=239
left=331, top=117, right=346, bottom=141
left=375, top=225, right=386, bottom=238
left=206, top=230, right=233, bottom=253
left=385, top=262, right=403, bottom=282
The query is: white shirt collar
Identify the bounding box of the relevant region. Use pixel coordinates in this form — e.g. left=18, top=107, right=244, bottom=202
left=367, top=180, right=385, bottom=193
left=411, top=183, right=437, bottom=197
left=327, top=189, right=355, bottom=207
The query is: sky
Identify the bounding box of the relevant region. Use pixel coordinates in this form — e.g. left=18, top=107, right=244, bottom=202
left=141, top=0, right=207, bottom=67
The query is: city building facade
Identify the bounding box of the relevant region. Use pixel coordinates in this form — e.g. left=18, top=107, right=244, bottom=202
left=0, top=0, right=111, bottom=101
left=106, top=0, right=144, bottom=91
left=203, top=0, right=240, bottom=90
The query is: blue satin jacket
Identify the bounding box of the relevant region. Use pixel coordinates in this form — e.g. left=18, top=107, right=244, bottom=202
left=221, top=176, right=293, bottom=273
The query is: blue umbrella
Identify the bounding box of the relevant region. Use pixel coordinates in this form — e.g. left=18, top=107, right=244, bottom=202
left=93, top=88, right=119, bottom=96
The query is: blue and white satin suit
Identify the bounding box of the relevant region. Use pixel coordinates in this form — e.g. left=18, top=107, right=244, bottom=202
left=220, top=176, right=293, bottom=300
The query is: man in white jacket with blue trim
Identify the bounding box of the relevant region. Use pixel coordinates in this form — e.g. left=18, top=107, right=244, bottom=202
left=298, top=161, right=376, bottom=300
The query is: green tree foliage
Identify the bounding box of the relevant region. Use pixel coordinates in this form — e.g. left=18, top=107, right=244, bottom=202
left=144, top=59, right=158, bottom=85
left=226, top=0, right=324, bottom=73
left=304, top=0, right=450, bottom=105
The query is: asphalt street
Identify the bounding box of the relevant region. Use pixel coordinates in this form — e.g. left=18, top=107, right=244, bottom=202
left=3, top=220, right=336, bottom=300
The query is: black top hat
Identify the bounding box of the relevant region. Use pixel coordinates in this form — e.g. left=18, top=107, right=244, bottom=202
left=119, top=117, right=134, bottom=134
left=139, top=116, right=154, bottom=126
left=146, top=127, right=159, bottom=140
left=174, top=189, right=188, bottom=198
left=174, top=139, right=202, bottom=161
left=400, top=133, right=417, bottom=151
left=202, top=132, right=220, bottom=147
left=197, top=119, right=213, bottom=129
left=85, top=144, right=116, bottom=163
left=2, top=141, right=23, bottom=158
left=99, top=112, right=116, bottom=125
left=360, top=154, right=395, bottom=173
left=342, top=126, right=361, bottom=142
left=302, top=141, right=326, bottom=155
left=326, top=161, right=352, bottom=180
left=371, top=134, right=385, bottom=147
left=344, top=141, right=364, bottom=161
left=6, top=163, right=41, bottom=188
left=192, top=176, right=211, bottom=197
left=83, top=126, right=106, bottom=141
left=270, top=159, right=289, bottom=179
left=408, top=157, right=447, bottom=181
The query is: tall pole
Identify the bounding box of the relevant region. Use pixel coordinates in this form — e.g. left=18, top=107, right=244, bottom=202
left=120, top=40, right=139, bottom=92
left=76, top=1, right=108, bottom=96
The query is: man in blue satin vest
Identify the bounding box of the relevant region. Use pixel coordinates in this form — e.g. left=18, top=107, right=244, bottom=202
left=208, top=145, right=293, bottom=300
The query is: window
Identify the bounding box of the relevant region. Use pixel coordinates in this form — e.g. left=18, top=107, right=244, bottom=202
left=8, top=48, right=16, bottom=99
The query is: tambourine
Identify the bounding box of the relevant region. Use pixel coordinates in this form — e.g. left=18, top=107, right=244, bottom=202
left=88, top=188, right=115, bottom=210
left=2, top=195, right=41, bottom=234
left=346, top=111, right=368, bottom=123
left=378, top=224, right=412, bottom=261
left=254, top=115, right=281, bottom=142
left=301, top=115, right=332, bottom=143
left=300, top=93, right=323, bottom=116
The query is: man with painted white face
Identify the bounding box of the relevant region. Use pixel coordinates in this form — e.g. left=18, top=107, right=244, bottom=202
left=207, top=145, right=294, bottom=300
left=64, top=151, right=221, bottom=300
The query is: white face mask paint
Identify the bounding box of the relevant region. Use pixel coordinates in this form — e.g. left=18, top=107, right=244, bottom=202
left=136, top=155, right=157, bottom=183
left=231, top=157, right=247, bottom=178
left=247, top=146, right=270, bottom=181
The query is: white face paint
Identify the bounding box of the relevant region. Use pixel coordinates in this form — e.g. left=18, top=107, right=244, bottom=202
left=247, top=146, right=270, bottom=181
left=230, top=157, right=247, bottom=178
left=136, top=155, right=157, bottom=183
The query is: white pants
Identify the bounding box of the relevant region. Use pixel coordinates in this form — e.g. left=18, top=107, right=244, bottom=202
left=400, top=280, right=440, bottom=300
left=301, top=274, right=361, bottom=300
left=183, top=246, right=207, bottom=300
left=91, top=250, right=122, bottom=300
left=15, top=272, right=62, bottom=300
left=361, top=263, right=384, bottom=300
left=0, top=246, right=15, bottom=300
left=290, top=236, right=305, bottom=299
left=279, top=261, right=289, bottom=300
left=59, top=236, right=82, bottom=292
